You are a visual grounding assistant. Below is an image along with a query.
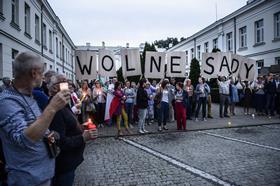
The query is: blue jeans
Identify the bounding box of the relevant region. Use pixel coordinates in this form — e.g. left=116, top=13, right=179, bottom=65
left=255, top=94, right=265, bottom=113
left=138, top=108, right=147, bottom=130
left=125, top=102, right=134, bottom=124
left=158, top=102, right=169, bottom=126
left=265, top=93, right=275, bottom=115
left=53, top=170, right=75, bottom=186
left=195, top=97, right=206, bottom=118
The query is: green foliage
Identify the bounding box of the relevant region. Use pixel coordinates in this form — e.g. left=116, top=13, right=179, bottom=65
left=116, top=67, right=125, bottom=82
left=154, top=37, right=186, bottom=49
left=212, top=48, right=221, bottom=53
left=189, top=58, right=201, bottom=86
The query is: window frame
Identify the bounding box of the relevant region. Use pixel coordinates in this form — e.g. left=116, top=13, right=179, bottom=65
left=255, top=19, right=264, bottom=44
left=274, top=12, right=280, bottom=39
left=226, top=32, right=233, bottom=51
left=239, top=26, right=247, bottom=48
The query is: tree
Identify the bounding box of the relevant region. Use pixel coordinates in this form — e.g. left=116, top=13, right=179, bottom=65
left=189, top=58, right=200, bottom=86
left=116, top=67, right=125, bottom=82
left=154, top=37, right=186, bottom=49
left=212, top=48, right=221, bottom=53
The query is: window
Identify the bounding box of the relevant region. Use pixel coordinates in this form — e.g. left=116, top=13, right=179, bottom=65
left=0, top=0, right=3, bottom=15
left=42, top=23, right=47, bottom=48
left=204, top=42, right=208, bottom=53
left=49, top=30, right=52, bottom=52
left=255, top=19, right=264, bottom=44
left=24, top=3, right=31, bottom=35
left=239, top=26, right=247, bottom=48
left=275, top=57, right=280, bottom=65
left=197, top=45, right=201, bottom=60
left=213, top=38, right=218, bottom=49
left=56, top=38, right=59, bottom=57
left=191, top=48, right=194, bottom=59
left=274, top=12, right=280, bottom=39
left=50, top=65, right=52, bottom=69
left=56, top=68, right=59, bottom=73
left=226, top=32, right=233, bottom=51
left=62, top=45, right=65, bottom=60
left=35, top=14, right=40, bottom=43
left=256, top=60, right=264, bottom=68
left=11, top=49, right=19, bottom=77
left=11, top=0, right=19, bottom=25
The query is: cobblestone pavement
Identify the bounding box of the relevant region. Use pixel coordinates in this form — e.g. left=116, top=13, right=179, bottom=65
left=97, top=104, right=280, bottom=137
left=75, top=124, right=280, bottom=186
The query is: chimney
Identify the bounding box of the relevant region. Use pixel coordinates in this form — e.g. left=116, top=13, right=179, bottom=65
left=126, top=43, right=129, bottom=48
left=102, top=41, right=105, bottom=48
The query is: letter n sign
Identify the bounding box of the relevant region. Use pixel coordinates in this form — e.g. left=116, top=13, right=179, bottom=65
left=144, top=51, right=165, bottom=79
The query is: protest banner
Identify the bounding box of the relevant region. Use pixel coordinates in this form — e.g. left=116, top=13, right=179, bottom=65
left=98, top=49, right=117, bottom=77
left=75, top=50, right=97, bottom=80
left=144, top=51, right=165, bottom=79
left=166, top=51, right=186, bottom=77
left=121, top=48, right=142, bottom=77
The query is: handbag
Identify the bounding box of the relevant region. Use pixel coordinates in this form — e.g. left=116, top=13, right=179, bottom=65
left=43, top=131, right=60, bottom=159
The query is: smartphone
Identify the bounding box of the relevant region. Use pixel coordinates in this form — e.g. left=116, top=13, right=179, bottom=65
left=59, top=82, right=69, bottom=91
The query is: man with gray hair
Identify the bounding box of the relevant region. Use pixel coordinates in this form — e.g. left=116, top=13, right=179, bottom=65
left=0, top=77, right=11, bottom=93
left=0, top=51, right=70, bottom=185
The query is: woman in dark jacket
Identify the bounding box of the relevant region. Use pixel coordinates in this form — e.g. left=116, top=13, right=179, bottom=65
left=136, top=78, right=149, bottom=133
left=49, top=74, right=97, bottom=186
left=175, top=82, right=188, bottom=130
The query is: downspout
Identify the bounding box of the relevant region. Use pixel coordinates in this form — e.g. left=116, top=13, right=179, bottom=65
left=40, top=3, right=44, bottom=56
left=234, top=17, right=236, bottom=54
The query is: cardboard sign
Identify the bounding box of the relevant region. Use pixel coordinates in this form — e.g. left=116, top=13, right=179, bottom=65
left=98, top=49, right=117, bottom=77
left=75, top=50, right=97, bottom=80
left=166, top=51, right=186, bottom=77
left=145, top=51, right=165, bottom=79
left=121, top=48, right=142, bottom=77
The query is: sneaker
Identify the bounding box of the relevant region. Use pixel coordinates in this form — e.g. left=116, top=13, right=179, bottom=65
left=143, top=129, right=149, bottom=133
left=224, top=115, right=230, bottom=118
left=129, top=125, right=134, bottom=129
left=207, top=115, right=213, bottom=119
left=195, top=118, right=199, bottom=122
left=126, top=128, right=132, bottom=134
left=138, top=129, right=144, bottom=134
left=117, top=130, right=123, bottom=136
left=203, top=118, right=207, bottom=121
left=163, top=126, right=168, bottom=130
left=158, top=126, right=162, bottom=131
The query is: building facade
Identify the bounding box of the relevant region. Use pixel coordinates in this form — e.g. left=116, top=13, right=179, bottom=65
left=167, top=0, right=280, bottom=76
left=0, top=0, right=76, bottom=80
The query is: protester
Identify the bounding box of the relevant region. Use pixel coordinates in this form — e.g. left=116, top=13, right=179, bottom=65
left=0, top=52, right=70, bottom=185
left=78, top=80, right=94, bottom=123
left=124, top=80, right=135, bottom=128
left=92, top=80, right=106, bottom=128
left=217, top=76, right=230, bottom=118
left=136, top=79, right=149, bottom=133
left=252, top=77, right=265, bottom=115
left=0, top=77, right=11, bottom=93
left=205, top=81, right=213, bottom=119
left=48, top=74, right=97, bottom=186
left=229, top=78, right=239, bottom=116
left=145, top=82, right=155, bottom=125
left=68, top=80, right=82, bottom=115
left=155, top=79, right=171, bottom=131
left=169, top=78, right=176, bottom=122
left=264, top=73, right=276, bottom=117
left=241, top=81, right=253, bottom=115
left=42, top=70, right=56, bottom=96
left=32, top=85, right=49, bottom=111
left=184, top=79, right=194, bottom=120
left=109, top=81, right=131, bottom=136
left=195, top=77, right=209, bottom=121
left=175, top=82, right=188, bottom=130
left=131, top=81, right=139, bottom=124
left=275, top=75, right=280, bottom=115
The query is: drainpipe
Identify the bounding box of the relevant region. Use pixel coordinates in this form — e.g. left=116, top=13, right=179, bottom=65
left=40, top=3, right=44, bottom=56
left=194, top=38, right=196, bottom=59
left=234, top=17, right=236, bottom=54
left=62, top=34, right=64, bottom=73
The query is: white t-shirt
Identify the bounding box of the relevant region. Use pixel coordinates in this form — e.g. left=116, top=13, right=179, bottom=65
left=162, top=89, right=169, bottom=103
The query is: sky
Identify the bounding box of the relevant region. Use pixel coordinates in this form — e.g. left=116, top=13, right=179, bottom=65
left=49, top=0, right=246, bottom=47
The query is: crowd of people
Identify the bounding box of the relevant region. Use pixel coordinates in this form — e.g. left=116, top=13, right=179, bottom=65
left=0, top=51, right=280, bottom=186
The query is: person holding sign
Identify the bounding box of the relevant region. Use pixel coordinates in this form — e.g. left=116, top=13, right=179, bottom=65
left=109, top=81, right=131, bottom=136
left=155, top=79, right=171, bottom=131
left=194, top=77, right=210, bottom=122
left=174, top=82, right=188, bottom=130
left=217, top=76, right=231, bottom=118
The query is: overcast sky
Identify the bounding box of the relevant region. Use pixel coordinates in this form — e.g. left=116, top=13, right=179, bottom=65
left=49, top=0, right=246, bottom=47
